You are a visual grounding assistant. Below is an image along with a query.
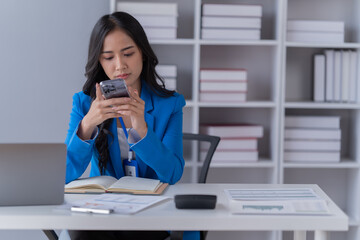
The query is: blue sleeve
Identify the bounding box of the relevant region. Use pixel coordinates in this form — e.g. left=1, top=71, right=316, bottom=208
left=131, top=94, right=186, bottom=185
left=64, top=93, right=96, bottom=184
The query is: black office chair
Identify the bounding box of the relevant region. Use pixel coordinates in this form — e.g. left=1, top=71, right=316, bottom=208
left=170, top=133, right=221, bottom=240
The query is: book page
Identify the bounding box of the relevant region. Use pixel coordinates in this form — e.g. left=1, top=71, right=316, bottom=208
left=109, top=176, right=161, bottom=191
left=65, top=176, right=117, bottom=190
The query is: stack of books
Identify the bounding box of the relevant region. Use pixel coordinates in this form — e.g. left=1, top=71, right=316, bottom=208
left=199, top=68, right=248, bottom=102
left=117, top=2, right=178, bottom=40
left=313, top=50, right=358, bottom=102
left=200, top=124, right=264, bottom=163
left=284, top=116, right=341, bottom=163
left=201, top=3, right=262, bottom=40
left=156, top=65, right=177, bottom=91
left=287, top=20, right=344, bottom=43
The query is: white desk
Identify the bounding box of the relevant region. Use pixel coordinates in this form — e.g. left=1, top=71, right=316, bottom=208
left=0, top=184, right=348, bottom=240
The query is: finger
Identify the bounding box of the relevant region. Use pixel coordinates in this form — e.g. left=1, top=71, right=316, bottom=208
left=95, top=83, right=105, bottom=100
left=129, top=87, right=144, bottom=104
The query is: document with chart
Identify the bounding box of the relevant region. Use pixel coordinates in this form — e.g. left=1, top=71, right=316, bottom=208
left=224, top=188, right=330, bottom=215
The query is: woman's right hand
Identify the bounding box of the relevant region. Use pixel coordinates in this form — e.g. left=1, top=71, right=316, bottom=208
left=77, top=83, right=121, bottom=140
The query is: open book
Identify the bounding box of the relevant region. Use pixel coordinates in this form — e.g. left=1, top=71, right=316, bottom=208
left=65, top=176, right=168, bottom=195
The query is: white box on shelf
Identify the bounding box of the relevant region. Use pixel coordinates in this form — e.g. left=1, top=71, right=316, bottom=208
left=201, top=138, right=258, bottom=151
left=313, top=54, right=325, bottom=102
left=201, top=16, right=261, bottom=29
left=202, top=4, right=262, bottom=17
left=284, top=151, right=340, bottom=162
left=287, top=20, right=344, bottom=32
left=201, top=28, right=260, bottom=40
left=285, top=116, right=340, bottom=129
left=157, top=78, right=176, bottom=91
left=200, top=69, right=247, bottom=81
left=199, top=92, right=247, bottom=102
left=286, top=31, right=344, bottom=43
left=200, top=81, right=247, bottom=92
left=117, top=2, right=178, bottom=16
left=202, top=150, right=259, bottom=162
left=156, top=65, right=177, bottom=78
left=133, top=15, right=177, bottom=28
left=144, top=27, right=177, bottom=39
left=284, top=140, right=341, bottom=151
left=200, top=124, right=264, bottom=138
left=284, top=129, right=341, bottom=140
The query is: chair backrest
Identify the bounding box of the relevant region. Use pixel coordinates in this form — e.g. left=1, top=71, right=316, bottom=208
left=183, top=133, right=221, bottom=183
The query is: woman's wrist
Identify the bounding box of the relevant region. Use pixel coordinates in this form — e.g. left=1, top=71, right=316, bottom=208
left=78, top=118, right=96, bottom=140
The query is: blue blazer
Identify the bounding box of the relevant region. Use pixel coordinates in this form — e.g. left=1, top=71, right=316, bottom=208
left=65, top=82, right=186, bottom=185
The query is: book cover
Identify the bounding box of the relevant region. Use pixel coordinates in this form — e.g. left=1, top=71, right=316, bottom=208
left=284, top=151, right=340, bottom=162
left=313, top=54, right=325, bottom=102
left=333, top=51, right=342, bottom=101
left=201, top=138, right=258, bottom=151
left=65, top=176, right=168, bottom=195
left=287, top=31, right=344, bottom=43
left=349, top=51, right=358, bottom=102
left=201, top=28, right=260, bottom=40
left=117, top=2, right=178, bottom=16
left=287, top=20, right=344, bottom=32
left=156, top=65, right=177, bottom=77
left=285, top=116, right=340, bottom=129
left=200, top=124, right=264, bottom=138
left=324, top=50, right=335, bottom=101
left=341, top=50, right=350, bottom=102
left=199, top=92, right=247, bottom=102
left=202, top=4, right=262, bottom=17
left=284, top=140, right=341, bottom=151
left=284, top=129, right=341, bottom=140
left=133, top=15, right=177, bottom=28
left=200, top=68, right=247, bottom=81
left=200, top=81, right=247, bottom=92
left=202, top=150, right=258, bottom=162
left=202, top=16, right=261, bottom=29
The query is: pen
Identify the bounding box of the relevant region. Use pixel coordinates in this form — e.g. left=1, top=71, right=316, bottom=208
left=71, top=206, right=113, bottom=214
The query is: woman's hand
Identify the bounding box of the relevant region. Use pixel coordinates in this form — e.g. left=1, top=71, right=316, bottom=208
left=112, top=86, right=148, bottom=138
left=78, top=83, right=123, bottom=140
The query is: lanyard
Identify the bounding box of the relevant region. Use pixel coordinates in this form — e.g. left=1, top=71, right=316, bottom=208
left=118, top=117, right=134, bottom=160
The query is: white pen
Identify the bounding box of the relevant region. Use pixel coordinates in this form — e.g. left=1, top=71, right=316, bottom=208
left=71, top=206, right=113, bottom=214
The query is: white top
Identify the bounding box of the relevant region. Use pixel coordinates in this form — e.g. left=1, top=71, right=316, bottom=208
left=117, top=127, right=130, bottom=160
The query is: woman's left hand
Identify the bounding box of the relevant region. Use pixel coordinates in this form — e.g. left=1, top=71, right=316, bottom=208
left=112, top=86, right=147, bottom=138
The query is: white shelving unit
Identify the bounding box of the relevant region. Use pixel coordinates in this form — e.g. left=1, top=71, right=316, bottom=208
left=112, top=0, right=360, bottom=239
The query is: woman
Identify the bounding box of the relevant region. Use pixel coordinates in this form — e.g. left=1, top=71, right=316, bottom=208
left=63, top=12, right=198, bottom=240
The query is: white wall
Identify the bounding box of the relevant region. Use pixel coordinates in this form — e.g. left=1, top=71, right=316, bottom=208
left=0, top=0, right=108, bottom=239
left=0, top=0, right=109, bottom=143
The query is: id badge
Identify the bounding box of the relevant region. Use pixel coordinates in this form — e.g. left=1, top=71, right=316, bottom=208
left=123, top=159, right=139, bottom=177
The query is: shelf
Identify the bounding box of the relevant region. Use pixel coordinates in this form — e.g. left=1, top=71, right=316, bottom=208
left=283, top=160, right=360, bottom=169
left=284, top=102, right=360, bottom=109
left=200, top=39, right=279, bottom=46
left=198, top=101, right=277, bottom=108
left=349, top=219, right=360, bottom=227
left=208, top=159, right=275, bottom=168
left=286, top=42, right=360, bottom=49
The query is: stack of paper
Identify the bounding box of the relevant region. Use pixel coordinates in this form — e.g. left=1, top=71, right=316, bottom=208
left=287, top=20, right=344, bottom=43
left=284, top=116, right=341, bottom=163
left=201, top=3, right=262, bottom=40
left=200, top=124, right=264, bottom=163
left=117, top=2, right=178, bottom=40
left=156, top=65, right=177, bottom=91
left=199, top=68, right=248, bottom=102
left=314, top=50, right=358, bottom=103
left=224, top=188, right=330, bottom=215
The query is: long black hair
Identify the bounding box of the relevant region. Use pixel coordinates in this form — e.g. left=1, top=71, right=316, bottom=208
left=83, top=12, right=175, bottom=175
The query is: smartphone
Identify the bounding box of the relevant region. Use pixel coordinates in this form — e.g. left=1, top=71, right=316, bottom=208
left=99, top=78, right=130, bottom=99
